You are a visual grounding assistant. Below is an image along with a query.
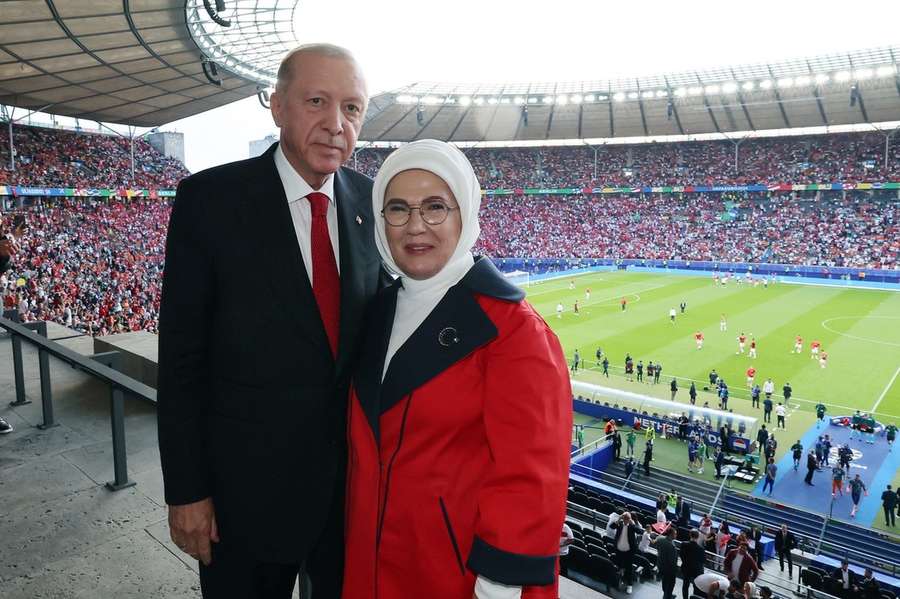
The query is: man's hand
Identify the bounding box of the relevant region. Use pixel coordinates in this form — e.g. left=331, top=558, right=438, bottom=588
left=168, top=497, right=219, bottom=565
left=0, top=238, right=18, bottom=259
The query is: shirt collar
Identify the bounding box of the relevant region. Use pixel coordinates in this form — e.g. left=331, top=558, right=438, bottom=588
left=274, top=143, right=336, bottom=205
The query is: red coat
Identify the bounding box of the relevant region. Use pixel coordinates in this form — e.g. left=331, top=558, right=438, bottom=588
left=342, top=258, right=572, bottom=599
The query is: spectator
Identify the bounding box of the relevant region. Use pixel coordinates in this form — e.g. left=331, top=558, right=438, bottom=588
left=859, top=568, right=880, bottom=599
left=558, top=522, right=575, bottom=576
left=680, top=529, right=706, bottom=599
left=612, top=511, right=642, bottom=594
left=652, top=527, right=678, bottom=599
left=830, top=559, right=858, bottom=598
left=724, top=541, right=760, bottom=585
left=882, top=485, right=897, bottom=527
left=773, top=523, right=797, bottom=578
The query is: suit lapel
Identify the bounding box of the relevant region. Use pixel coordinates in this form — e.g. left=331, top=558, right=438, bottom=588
left=239, top=146, right=330, bottom=354
left=334, top=168, right=372, bottom=375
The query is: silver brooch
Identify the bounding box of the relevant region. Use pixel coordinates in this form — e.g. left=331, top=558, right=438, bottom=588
left=438, top=327, right=459, bottom=347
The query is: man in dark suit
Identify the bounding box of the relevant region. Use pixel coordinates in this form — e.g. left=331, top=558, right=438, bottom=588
left=830, top=559, right=858, bottom=598
left=773, top=523, right=797, bottom=577
left=680, top=529, right=705, bottom=599
left=157, top=44, right=385, bottom=598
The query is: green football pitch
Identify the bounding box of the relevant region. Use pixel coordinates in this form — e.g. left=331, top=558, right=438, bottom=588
left=531, top=270, right=900, bottom=532
left=527, top=270, right=900, bottom=423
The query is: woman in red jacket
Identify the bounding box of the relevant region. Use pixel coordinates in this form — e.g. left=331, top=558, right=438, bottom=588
left=342, top=140, right=572, bottom=599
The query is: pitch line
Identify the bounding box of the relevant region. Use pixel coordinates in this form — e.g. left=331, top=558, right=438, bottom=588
left=820, top=316, right=900, bottom=348
left=872, top=365, right=900, bottom=413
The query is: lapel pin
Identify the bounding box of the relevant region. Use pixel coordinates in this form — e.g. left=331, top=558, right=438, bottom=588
left=355, top=215, right=363, bottom=225
left=438, top=327, right=459, bottom=347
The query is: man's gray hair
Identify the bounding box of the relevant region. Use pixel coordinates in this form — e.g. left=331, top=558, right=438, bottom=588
left=276, top=43, right=359, bottom=92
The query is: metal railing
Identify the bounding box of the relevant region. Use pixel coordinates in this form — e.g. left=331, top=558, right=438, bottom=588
left=564, top=500, right=845, bottom=599
left=569, top=462, right=895, bottom=575
left=1, top=317, right=156, bottom=491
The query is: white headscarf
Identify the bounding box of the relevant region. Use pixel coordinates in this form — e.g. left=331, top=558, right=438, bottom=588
left=372, top=139, right=482, bottom=378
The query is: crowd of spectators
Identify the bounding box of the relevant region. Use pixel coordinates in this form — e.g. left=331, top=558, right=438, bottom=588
left=0, top=123, right=189, bottom=189
left=474, top=193, right=899, bottom=269
left=2, top=199, right=168, bottom=336
left=355, top=132, right=900, bottom=188
left=0, top=127, right=898, bottom=337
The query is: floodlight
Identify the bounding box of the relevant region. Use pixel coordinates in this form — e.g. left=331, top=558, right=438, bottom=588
left=627, top=91, right=639, bottom=100
left=673, top=88, right=687, bottom=97
left=473, top=97, right=485, bottom=105
left=655, top=90, right=668, bottom=98
left=528, top=97, right=539, bottom=104
left=855, top=68, right=874, bottom=80
left=741, top=81, right=755, bottom=91
left=759, top=80, right=773, bottom=89
left=513, top=97, right=525, bottom=105
left=543, top=96, right=554, bottom=104
left=641, top=91, right=654, bottom=99
left=876, top=64, right=897, bottom=77
left=834, top=71, right=851, bottom=82
left=556, top=95, right=568, bottom=105
left=722, top=82, right=738, bottom=93
left=814, top=74, right=830, bottom=84
left=613, top=92, right=626, bottom=101
left=794, top=76, right=810, bottom=86
left=459, top=96, right=472, bottom=106
left=687, top=86, right=703, bottom=96
left=570, top=94, right=583, bottom=104
left=584, top=94, right=596, bottom=102
left=704, top=85, right=720, bottom=95
left=777, top=78, right=794, bottom=88
left=487, top=97, right=498, bottom=105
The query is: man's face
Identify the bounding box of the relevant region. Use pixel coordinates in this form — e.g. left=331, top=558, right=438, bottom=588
left=270, top=53, right=367, bottom=187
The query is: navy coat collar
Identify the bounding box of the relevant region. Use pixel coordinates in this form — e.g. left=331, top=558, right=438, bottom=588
left=354, top=257, right=524, bottom=440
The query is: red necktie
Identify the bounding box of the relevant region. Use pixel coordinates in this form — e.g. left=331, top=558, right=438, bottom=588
left=306, top=192, right=340, bottom=356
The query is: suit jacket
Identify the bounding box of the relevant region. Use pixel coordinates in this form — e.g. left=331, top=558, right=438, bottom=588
left=831, top=567, right=857, bottom=590
left=774, top=530, right=796, bottom=553
left=679, top=540, right=705, bottom=577
left=157, top=143, right=385, bottom=563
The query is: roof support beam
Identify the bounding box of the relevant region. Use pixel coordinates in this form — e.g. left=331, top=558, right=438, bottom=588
left=635, top=79, right=649, bottom=136
left=729, top=68, right=755, bottom=130
left=696, top=73, right=721, bottom=133
left=663, top=77, right=684, bottom=135
left=607, top=84, right=614, bottom=138
left=766, top=66, right=792, bottom=128
left=544, top=83, right=557, bottom=140
left=805, top=61, right=829, bottom=126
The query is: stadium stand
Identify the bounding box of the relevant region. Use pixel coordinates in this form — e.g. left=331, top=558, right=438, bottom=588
left=473, top=193, right=899, bottom=268
left=355, top=132, right=900, bottom=187
left=0, top=128, right=898, bottom=337
left=0, top=123, right=189, bottom=189
left=2, top=199, right=167, bottom=336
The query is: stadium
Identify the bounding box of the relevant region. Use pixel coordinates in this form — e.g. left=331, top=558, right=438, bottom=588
left=0, top=1, right=898, bottom=599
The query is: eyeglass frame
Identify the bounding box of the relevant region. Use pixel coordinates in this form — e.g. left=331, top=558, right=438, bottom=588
left=380, top=198, right=459, bottom=226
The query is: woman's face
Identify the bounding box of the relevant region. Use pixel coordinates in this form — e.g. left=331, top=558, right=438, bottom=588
left=383, top=169, right=462, bottom=280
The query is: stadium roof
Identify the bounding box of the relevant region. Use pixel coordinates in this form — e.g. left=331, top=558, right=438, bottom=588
left=0, top=0, right=297, bottom=127
left=360, top=46, right=900, bottom=143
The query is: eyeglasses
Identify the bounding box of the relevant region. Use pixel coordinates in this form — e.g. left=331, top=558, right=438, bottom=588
left=381, top=199, right=458, bottom=226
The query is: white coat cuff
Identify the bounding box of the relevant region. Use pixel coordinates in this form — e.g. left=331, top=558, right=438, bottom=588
left=475, top=575, right=523, bottom=599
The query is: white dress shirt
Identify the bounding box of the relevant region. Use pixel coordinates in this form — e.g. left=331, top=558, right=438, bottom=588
left=273, top=144, right=340, bottom=283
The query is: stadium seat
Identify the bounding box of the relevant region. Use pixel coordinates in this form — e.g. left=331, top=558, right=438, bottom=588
left=633, top=554, right=655, bottom=580
left=586, top=555, right=620, bottom=593
left=567, top=545, right=590, bottom=573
